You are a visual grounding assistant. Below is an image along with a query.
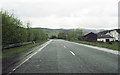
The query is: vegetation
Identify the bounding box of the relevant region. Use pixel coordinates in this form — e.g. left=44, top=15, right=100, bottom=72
left=69, top=40, right=120, bottom=51
left=2, top=40, right=48, bottom=59
left=48, top=29, right=83, bottom=40
left=66, top=29, right=83, bottom=40
left=37, top=27, right=104, bottom=38
left=1, top=9, right=119, bottom=60
left=1, top=10, right=48, bottom=47
left=55, top=29, right=119, bottom=51
left=38, top=28, right=73, bottom=37
left=50, top=35, right=57, bottom=39
left=1, top=10, right=48, bottom=59
left=58, top=32, right=67, bottom=39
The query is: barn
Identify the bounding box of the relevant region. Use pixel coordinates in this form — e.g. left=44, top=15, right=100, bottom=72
left=83, top=32, right=97, bottom=42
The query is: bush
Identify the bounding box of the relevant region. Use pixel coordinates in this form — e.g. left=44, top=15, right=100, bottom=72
left=1, top=10, right=48, bottom=46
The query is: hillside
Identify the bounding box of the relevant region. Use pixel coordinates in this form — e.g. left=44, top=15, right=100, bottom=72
left=31, top=28, right=73, bottom=37
left=31, top=27, right=105, bottom=37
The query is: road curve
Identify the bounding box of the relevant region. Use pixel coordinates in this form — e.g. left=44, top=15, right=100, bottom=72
left=11, top=39, right=118, bottom=73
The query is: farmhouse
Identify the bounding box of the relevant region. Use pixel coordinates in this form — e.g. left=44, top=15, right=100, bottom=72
left=97, top=29, right=120, bottom=42
left=106, top=29, right=120, bottom=41
left=97, top=35, right=115, bottom=42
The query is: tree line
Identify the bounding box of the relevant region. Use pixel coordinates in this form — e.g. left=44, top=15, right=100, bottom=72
left=50, top=29, right=83, bottom=40
left=1, top=10, right=48, bottom=46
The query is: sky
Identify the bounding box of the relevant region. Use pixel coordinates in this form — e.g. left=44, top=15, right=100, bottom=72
left=0, top=0, right=120, bottom=29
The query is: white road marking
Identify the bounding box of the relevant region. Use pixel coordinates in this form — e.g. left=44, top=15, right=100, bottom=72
left=65, top=40, right=119, bottom=55
left=7, top=40, right=52, bottom=75
left=64, top=46, right=66, bottom=48
left=70, top=51, right=75, bottom=56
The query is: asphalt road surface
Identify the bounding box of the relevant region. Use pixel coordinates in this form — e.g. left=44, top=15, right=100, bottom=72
left=11, top=39, right=118, bottom=73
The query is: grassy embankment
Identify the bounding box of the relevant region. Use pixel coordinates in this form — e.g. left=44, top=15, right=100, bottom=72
left=69, top=40, right=120, bottom=51
left=2, top=40, right=48, bottom=59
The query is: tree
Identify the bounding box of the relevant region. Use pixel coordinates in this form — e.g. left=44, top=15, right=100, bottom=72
left=50, top=35, right=57, bottom=39
left=26, top=21, right=33, bottom=41
left=2, top=11, right=28, bottom=44
left=2, top=10, right=48, bottom=46
left=58, top=32, right=66, bottom=39
left=66, top=29, right=83, bottom=40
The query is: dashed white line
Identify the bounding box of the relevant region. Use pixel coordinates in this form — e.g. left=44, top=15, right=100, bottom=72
left=65, top=40, right=119, bottom=55
left=64, top=46, right=66, bottom=48
left=7, top=40, right=52, bottom=75
left=70, top=51, right=75, bottom=56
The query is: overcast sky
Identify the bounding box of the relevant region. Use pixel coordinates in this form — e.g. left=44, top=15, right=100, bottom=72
left=0, top=0, right=119, bottom=29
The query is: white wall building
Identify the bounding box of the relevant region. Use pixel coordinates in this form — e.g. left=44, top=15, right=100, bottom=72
left=97, top=29, right=120, bottom=42
left=97, top=35, right=115, bottom=42
left=106, top=30, right=120, bottom=41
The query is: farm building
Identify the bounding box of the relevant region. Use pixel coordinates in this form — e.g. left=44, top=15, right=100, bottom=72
left=97, top=35, right=115, bottom=42
left=97, top=29, right=120, bottom=42
left=83, top=32, right=97, bottom=42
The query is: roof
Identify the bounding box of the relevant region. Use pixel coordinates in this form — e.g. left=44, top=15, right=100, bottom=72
left=84, top=32, right=97, bottom=37
left=115, top=29, right=120, bottom=34
left=97, top=29, right=120, bottom=35
left=97, top=35, right=114, bottom=38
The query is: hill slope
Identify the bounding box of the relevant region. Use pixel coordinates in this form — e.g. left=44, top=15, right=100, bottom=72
left=31, top=27, right=105, bottom=37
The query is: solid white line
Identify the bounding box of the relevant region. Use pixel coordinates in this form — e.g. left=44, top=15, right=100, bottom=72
left=65, top=40, right=119, bottom=55
left=70, top=51, right=75, bottom=56
left=7, top=40, right=52, bottom=75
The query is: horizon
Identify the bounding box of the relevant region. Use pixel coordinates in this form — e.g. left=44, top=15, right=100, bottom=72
left=0, top=0, right=119, bottom=29
left=32, top=27, right=118, bottom=30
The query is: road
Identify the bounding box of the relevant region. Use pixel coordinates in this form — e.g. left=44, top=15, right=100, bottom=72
left=10, top=39, right=118, bottom=73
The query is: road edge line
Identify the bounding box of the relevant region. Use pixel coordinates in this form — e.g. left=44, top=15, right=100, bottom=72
left=7, top=40, right=52, bottom=75
left=65, top=40, right=119, bottom=55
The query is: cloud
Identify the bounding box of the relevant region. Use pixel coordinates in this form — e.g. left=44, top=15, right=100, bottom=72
left=0, top=0, right=119, bottom=29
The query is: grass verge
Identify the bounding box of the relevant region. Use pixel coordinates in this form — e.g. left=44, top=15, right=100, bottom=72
left=2, top=40, right=48, bottom=59
left=69, top=40, right=120, bottom=51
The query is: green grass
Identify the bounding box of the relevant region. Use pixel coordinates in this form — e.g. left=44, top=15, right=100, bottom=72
left=69, top=40, right=120, bottom=51
left=2, top=40, right=48, bottom=59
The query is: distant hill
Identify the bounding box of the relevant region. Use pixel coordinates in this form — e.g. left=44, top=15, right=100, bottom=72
left=81, top=28, right=105, bottom=34
left=31, top=27, right=105, bottom=37
left=31, top=28, right=73, bottom=37
left=97, top=29, right=120, bottom=36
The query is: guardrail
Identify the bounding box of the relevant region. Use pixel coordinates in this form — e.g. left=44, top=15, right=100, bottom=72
left=3, top=41, right=34, bottom=49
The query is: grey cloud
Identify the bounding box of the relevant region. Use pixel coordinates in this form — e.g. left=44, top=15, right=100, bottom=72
left=0, top=0, right=119, bottom=29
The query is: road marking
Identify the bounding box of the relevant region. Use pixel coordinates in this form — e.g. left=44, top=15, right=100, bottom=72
left=70, top=51, right=75, bottom=56
left=7, top=40, right=52, bottom=75
left=65, top=40, right=119, bottom=55
left=64, top=46, right=66, bottom=48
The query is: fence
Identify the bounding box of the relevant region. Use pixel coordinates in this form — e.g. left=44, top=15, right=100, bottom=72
left=3, top=42, right=33, bottom=49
